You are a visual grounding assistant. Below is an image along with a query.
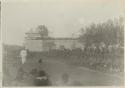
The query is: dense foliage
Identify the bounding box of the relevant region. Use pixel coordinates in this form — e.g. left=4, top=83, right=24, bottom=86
left=36, top=25, right=49, bottom=38
left=79, top=17, right=124, bottom=47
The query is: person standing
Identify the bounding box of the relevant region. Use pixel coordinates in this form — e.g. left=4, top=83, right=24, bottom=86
left=20, top=49, right=27, bottom=64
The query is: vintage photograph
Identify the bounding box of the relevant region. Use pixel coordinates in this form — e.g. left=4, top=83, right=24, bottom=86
left=2, top=0, right=124, bottom=86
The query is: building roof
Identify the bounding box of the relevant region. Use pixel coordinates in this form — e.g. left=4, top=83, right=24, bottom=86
left=25, top=32, right=78, bottom=40
left=25, top=37, right=78, bottom=40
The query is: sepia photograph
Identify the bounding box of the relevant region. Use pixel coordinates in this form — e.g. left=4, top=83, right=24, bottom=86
left=1, top=0, right=124, bottom=87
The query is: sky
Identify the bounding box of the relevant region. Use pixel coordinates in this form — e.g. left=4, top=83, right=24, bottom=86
left=2, top=0, right=124, bottom=45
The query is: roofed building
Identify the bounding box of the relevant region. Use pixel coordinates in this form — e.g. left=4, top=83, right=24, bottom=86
left=25, top=29, right=84, bottom=52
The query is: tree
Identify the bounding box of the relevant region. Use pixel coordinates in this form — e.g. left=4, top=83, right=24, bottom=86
left=79, top=17, right=124, bottom=47
left=36, top=25, right=49, bottom=38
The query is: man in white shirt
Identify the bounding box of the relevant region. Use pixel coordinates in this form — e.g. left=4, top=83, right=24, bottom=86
left=20, top=49, right=27, bottom=64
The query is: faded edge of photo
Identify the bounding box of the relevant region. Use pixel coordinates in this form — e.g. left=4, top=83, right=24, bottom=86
left=0, top=0, right=125, bottom=88
left=0, top=0, right=2, bottom=87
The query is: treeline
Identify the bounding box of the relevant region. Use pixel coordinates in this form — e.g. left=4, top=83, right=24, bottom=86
left=79, top=17, right=124, bottom=47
